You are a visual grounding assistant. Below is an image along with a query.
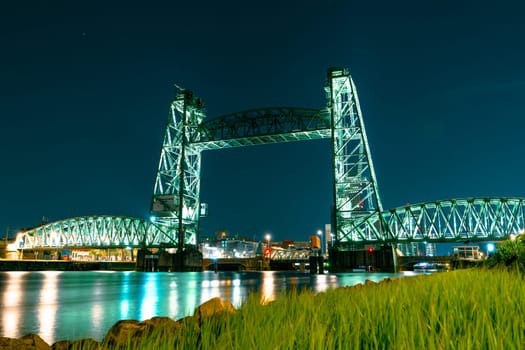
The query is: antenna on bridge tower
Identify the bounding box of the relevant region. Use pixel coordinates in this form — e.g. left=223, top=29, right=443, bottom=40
left=174, top=83, right=185, bottom=92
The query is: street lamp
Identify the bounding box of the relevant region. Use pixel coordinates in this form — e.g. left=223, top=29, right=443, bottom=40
left=265, top=234, right=271, bottom=248
left=487, top=243, right=495, bottom=256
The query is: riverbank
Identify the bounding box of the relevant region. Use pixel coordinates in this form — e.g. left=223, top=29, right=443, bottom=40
left=1, top=268, right=523, bottom=349
left=0, top=259, right=135, bottom=271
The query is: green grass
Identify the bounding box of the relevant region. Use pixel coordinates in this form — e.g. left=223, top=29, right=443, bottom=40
left=72, top=268, right=525, bottom=349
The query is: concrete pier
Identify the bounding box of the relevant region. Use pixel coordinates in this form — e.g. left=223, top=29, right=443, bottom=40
left=136, top=247, right=203, bottom=272
left=329, top=245, right=396, bottom=272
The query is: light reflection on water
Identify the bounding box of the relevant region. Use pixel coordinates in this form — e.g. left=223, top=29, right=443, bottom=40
left=0, top=270, right=404, bottom=344
left=2, top=272, right=27, bottom=338
left=38, top=271, right=60, bottom=342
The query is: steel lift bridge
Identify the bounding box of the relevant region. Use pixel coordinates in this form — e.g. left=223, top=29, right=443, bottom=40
left=14, top=68, right=525, bottom=269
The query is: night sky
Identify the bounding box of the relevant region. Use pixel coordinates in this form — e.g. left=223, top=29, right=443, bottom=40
left=2, top=1, right=525, bottom=244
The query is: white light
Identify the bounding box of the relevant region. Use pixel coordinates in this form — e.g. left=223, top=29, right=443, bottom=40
left=6, top=243, right=18, bottom=252
left=149, top=216, right=156, bottom=223
left=487, top=243, right=495, bottom=252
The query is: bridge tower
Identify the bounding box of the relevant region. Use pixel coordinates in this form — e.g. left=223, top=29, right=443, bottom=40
left=326, top=68, right=383, bottom=243
left=149, top=89, right=205, bottom=270
left=326, top=68, right=394, bottom=271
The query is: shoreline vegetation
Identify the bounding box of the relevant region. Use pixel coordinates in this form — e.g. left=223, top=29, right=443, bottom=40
left=1, top=267, right=524, bottom=349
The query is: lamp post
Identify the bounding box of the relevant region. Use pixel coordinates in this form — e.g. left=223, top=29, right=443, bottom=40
left=265, top=234, right=271, bottom=248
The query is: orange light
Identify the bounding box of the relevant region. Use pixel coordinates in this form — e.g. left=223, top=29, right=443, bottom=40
left=309, top=235, right=321, bottom=249
left=264, top=247, right=271, bottom=256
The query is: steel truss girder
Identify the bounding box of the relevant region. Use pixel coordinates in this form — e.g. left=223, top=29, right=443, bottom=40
left=17, top=197, right=524, bottom=250
left=326, top=68, right=383, bottom=243
left=193, top=107, right=331, bottom=150
left=13, top=216, right=171, bottom=249
left=337, top=198, right=525, bottom=245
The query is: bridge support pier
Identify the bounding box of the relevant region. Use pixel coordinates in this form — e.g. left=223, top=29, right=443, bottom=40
left=135, top=247, right=203, bottom=272
left=136, top=249, right=159, bottom=272
left=169, top=247, right=203, bottom=272
left=309, top=255, right=325, bottom=274
left=329, top=245, right=397, bottom=272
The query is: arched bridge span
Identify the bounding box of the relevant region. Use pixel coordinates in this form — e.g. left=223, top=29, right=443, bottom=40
left=14, top=197, right=525, bottom=250
left=13, top=216, right=167, bottom=250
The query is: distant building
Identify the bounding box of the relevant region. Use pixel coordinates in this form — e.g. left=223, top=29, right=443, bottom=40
left=398, top=242, right=437, bottom=256
left=452, top=246, right=483, bottom=260
left=200, top=234, right=260, bottom=259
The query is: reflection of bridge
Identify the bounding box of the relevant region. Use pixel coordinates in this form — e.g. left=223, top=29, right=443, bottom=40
left=13, top=68, right=525, bottom=270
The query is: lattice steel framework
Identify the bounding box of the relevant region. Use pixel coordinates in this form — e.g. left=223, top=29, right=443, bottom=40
left=14, top=216, right=167, bottom=249
left=14, top=68, right=525, bottom=250
left=149, top=105, right=333, bottom=248
left=151, top=90, right=205, bottom=250
left=341, top=198, right=525, bottom=245
left=326, top=68, right=383, bottom=243
left=16, top=197, right=525, bottom=249
left=149, top=68, right=383, bottom=248
left=193, top=107, right=330, bottom=150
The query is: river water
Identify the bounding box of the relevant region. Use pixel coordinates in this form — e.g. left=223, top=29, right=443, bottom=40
left=0, top=270, right=408, bottom=344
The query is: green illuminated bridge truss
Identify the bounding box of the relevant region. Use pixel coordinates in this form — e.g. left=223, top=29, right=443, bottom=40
left=15, top=198, right=525, bottom=249
left=14, top=68, right=525, bottom=250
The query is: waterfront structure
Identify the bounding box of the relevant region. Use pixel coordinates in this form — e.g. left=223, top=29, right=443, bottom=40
left=452, top=246, right=483, bottom=260
left=11, top=68, right=525, bottom=270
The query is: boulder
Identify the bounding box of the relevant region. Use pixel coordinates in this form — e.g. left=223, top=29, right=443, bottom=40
left=194, top=297, right=235, bottom=324
left=50, top=340, right=71, bottom=350
left=102, top=319, right=142, bottom=348
left=103, top=317, right=184, bottom=348
left=364, top=279, right=376, bottom=286
left=19, top=334, right=51, bottom=350
left=52, top=338, right=101, bottom=350
left=0, top=337, right=26, bottom=350
left=139, top=316, right=181, bottom=338
left=382, top=277, right=397, bottom=283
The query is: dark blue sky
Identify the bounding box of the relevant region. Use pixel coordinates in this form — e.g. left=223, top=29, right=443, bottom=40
left=2, top=1, right=525, bottom=243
